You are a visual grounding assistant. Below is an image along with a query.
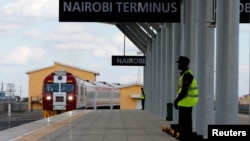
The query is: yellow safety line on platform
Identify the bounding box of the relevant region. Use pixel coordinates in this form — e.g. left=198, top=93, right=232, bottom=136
left=13, top=110, right=92, bottom=141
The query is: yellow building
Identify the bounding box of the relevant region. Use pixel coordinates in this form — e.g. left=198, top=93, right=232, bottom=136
left=26, top=62, right=100, bottom=110
left=239, top=94, right=250, bottom=104
left=119, top=82, right=144, bottom=109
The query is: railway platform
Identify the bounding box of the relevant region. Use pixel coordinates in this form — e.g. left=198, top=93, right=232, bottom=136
left=0, top=110, right=178, bottom=141
left=0, top=110, right=249, bottom=141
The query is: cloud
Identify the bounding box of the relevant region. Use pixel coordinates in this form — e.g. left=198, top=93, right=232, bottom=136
left=24, top=23, right=139, bottom=60
left=54, top=23, right=90, bottom=34
left=95, top=66, right=142, bottom=84
left=120, top=75, right=139, bottom=83
left=48, top=24, right=98, bottom=50
left=0, top=23, right=20, bottom=34
left=240, top=24, right=250, bottom=33
left=93, top=45, right=120, bottom=58
left=3, top=0, right=58, bottom=21
left=24, top=24, right=97, bottom=50
left=0, top=46, right=45, bottom=65
left=25, top=30, right=43, bottom=40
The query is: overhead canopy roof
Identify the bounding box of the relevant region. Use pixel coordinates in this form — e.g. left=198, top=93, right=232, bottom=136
left=113, top=23, right=162, bottom=53
left=59, top=0, right=174, bottom=53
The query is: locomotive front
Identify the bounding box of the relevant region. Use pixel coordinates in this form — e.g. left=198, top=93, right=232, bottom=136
left=42, top=70, right=77, bottom=117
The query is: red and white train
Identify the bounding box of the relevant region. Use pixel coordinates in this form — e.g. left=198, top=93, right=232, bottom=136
left=42, top=70, right=120, bottom=118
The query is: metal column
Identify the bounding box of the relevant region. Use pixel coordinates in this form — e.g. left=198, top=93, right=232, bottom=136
left=182, top=0, right=197, bottom=60
left=165, top=24, right=174, bottom=119
left=161, top=26, right=167, bottom=118
left=156, top=31, right=162, bottom=116
left=145, top=44, right=153, bottom=111
left=172, top=0, right=184, bottom=125
left=196, top=0, right=215, bottom=138
left=183, top=0, right=198, bottom=132
left=215, top=0, right=239, bottom=124
left=152, top=38, right=157, bottom=114
left=172, top=23, right=182, bottom=124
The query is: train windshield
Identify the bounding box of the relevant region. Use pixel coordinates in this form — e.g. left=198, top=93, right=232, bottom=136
left=61, top=83, right=74, bottom=92
left=45, top=84, right=59, bottom=92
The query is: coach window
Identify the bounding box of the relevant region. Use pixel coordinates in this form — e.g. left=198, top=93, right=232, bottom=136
left=81, top=86, right=85, bottom=95
left=46, top=84, right=59, bottom=92
left=61, top=84, right=74, bottom=92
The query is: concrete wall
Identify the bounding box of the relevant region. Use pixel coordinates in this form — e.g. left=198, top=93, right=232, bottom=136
left=0, top=102, right=28, bottom=112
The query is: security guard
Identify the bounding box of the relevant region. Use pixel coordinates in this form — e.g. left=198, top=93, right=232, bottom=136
left=140, top=87, right=145, bottom=110
left=174, top=56, right=199, bottom=141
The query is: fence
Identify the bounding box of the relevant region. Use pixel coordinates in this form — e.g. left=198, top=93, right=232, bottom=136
left=239, top=104, right=249, bottom=114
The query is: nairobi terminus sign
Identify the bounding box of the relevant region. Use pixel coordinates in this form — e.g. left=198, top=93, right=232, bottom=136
left=112, top=56, right=145, bottom=66
left=59, top=0, right=181, bottom=22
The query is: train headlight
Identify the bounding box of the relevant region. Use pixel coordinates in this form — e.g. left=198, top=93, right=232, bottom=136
left=46, top=96, right=52, bottom=100
left=68, top=96, right=73, bottom=101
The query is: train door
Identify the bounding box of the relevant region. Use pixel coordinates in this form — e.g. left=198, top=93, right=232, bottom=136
left=53, top=75, right=67, bottom=110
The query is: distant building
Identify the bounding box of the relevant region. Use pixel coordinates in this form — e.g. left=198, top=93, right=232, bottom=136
left=0, top=91, right=5, bottom=98
left=119, top=82, right=143, bottom=110
left=0, top=90, right=16, bottom=103
left=26, top=62, right=100, bottom=110
left=239, top=94, right=250, bottom=104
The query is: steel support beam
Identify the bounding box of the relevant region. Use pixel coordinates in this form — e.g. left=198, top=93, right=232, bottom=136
left=215, top=0, right=239, bottom=124
left=115, top=23, right=146, bottom=52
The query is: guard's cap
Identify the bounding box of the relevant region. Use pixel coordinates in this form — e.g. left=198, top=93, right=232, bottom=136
left=175, top=56, right=190, bottom=65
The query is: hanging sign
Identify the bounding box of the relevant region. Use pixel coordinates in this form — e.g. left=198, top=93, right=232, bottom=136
left=59, top=0, right=181, bottom=22
left=112, top=56, right=145, bottom=66
left=240, top=0, right=250, bottom=23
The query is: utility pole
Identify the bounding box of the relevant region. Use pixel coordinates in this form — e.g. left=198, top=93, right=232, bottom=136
left=19, top=86, right=22, bottom=102
left=137, top=51, right=143, bottom=83
left=20, top=86, right=22, bottom=111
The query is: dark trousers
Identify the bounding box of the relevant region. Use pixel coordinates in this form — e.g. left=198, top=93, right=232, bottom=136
left=141, top=99, right=145, bottom=110
left=178, top=106, right=193, bottom=141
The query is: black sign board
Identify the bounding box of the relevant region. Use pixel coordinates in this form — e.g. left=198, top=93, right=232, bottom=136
left=59, top=0, right=181, bottom=22
left=240, top=0, right=250, bottom=23
left=112, top=56, right=145, bottom=66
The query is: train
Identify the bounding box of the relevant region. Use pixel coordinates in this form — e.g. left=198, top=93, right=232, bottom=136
left=42, top=70, right=120, bottom=118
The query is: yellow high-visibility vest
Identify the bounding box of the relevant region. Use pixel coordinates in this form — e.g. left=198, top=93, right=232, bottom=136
left=177, top=69, right=198, bottom=107
left=140, top=93, right=145, bottom=99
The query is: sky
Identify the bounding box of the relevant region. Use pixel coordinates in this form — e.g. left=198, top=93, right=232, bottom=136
left=0, top=0, right=249, bottom=98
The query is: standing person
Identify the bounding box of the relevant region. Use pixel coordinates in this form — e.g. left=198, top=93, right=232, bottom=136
left=140, top=87, right=145, bottom=110
left=174, top=56, right=199, bottom=141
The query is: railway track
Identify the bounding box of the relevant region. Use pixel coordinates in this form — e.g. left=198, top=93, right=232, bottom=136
left=0, top=110, right=43, bottom=131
